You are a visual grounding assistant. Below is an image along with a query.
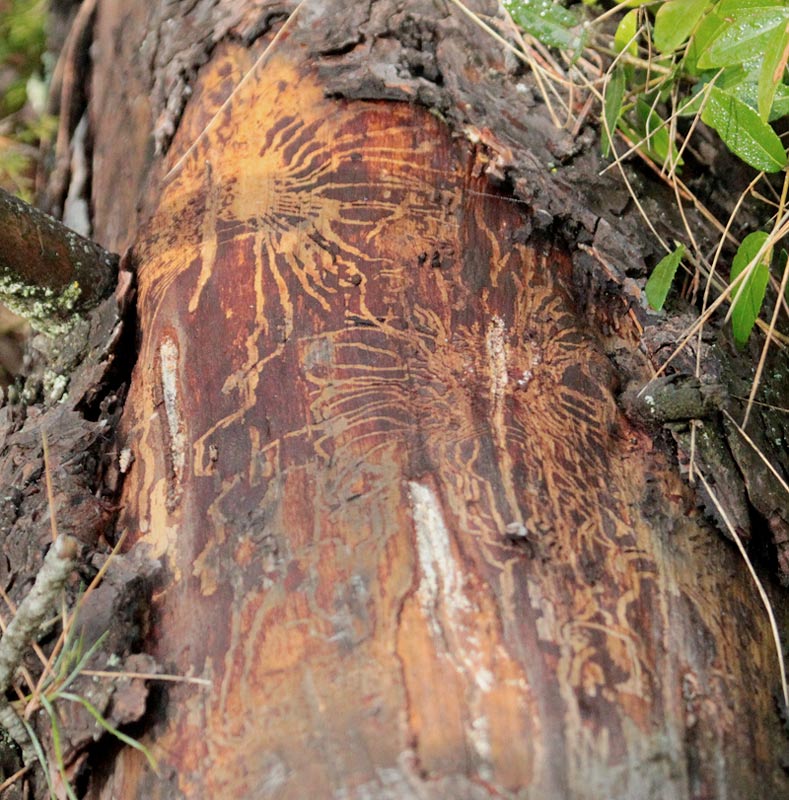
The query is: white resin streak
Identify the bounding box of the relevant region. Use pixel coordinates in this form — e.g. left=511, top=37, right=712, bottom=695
left=160, top=337, right=186, bottom=488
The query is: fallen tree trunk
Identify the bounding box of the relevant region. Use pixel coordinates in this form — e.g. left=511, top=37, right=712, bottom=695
left=11, top=1, right=789, bottom=798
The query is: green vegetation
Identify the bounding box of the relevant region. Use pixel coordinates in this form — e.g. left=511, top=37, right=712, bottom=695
left=0, top=437, right=159, bottom=798
left=0, top=0, right=46, bottom=116
left=643, top=243, right=685, bottom=311
left=0, top=0, right=54, bottom=200
left=505, top=0, right=789, bottom=349
left=19, top=625, right=157, bottom=800
left=505, top=0, right=590, bottom=55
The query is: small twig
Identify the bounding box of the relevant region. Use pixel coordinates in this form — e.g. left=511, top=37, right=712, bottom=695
left=0, top=188, right=118, bottom=334
left=584, top=0, right=642, bottom=29
left=0, top=536, right=77, bottom=693
left=81, top=669, right=212, bottom=686
left=0, top=701, right=35, bottom=764
left=0, top=593, right=44, bottom=699
left=42, top=431, right=58, bottom=545
left=0, top=535, right=77, bottom=764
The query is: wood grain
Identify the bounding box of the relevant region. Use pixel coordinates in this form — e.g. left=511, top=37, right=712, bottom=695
left=103, top=41, right=789, bottom=800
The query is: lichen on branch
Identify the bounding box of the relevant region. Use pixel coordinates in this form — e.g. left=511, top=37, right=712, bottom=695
left=0, top=188, right=118, bottom=334
left=0, top=534, right=77, bottom=764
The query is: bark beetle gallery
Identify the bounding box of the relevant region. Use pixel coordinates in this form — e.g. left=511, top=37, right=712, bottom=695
left=2, top=1, right=788, bottom=798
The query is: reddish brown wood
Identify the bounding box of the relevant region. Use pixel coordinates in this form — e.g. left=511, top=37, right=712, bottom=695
left=82, top=37, right=789, bottom=800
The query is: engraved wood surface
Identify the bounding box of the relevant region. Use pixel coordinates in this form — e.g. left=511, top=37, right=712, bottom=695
left=82, top=16, right=789, bottom=800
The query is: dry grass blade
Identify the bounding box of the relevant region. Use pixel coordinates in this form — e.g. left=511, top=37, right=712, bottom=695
left=735, top=173, right=789, bottom=427
left=595, top=63, right=711, bottom=179
left=28, top=528, right=128, bottom=709
left=584, top=37, right=710, bottom=263
left=695, top=173, right=763, bottom=372
left=723, top=214, right=789, bottom=326
left=0, top=762, right=32, bottom=793
left=647, top=232, right=789, bottom=386
left=697, top=473, right=789, bottom=712
left=82, top=669, right=212, bottom=687
left=448, top=0, right=576, bottom=128
left=584, top=72, right=670, bottom=253
left=582, top=0, right=641, bottom=28
left=687, top=173, right=764, bottom=476
left=164, top=0, right=309, bottom=182
left=744, top=251, right=789, bottom=428
left=41, top=430, right=58, bottom=544
left=730, top=397, right=789, bottom=413
left=722, top=409, right=789, bottom=498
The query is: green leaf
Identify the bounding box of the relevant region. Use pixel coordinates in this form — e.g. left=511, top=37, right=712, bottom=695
left=614, top=9, right=639, bottom=57
left=636, top=97, right=681, bottom=168
left=758, top=16, right=789, bottom=121
left=653, top=0, right=709, bottom=54
left=730, top=231, right=771, bottom=347
left=697, top=60, right=789, bottom=120
left=769, top=84, right=789, bottom=119
left=701, top=85, right=787, bottom=171
left=40, top=693, right=79, bottom=800
left=718, top=0, right=786, bottom=12
left=602, top=65, right=626, bottom=156
left=697, top=7, right=789, bottom=69
left=60, top=691, right=160, bottom=772
left=645, top=245, right=686, bottom=310
left=504, top=0, right=588, bottom=54
left=57, top=631, right=109, bottom=694
left=686, top=10, right=728, bottom=75
left=19, top=717, right=55, bottom=799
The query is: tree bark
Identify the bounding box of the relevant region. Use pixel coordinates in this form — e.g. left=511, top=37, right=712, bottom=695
left=0, top=188, right=117, bottom=333
left=18, top=1, right=789, bottom=798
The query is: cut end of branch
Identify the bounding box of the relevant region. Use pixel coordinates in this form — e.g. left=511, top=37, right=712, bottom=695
left=54, top=535, right=78, bottom=561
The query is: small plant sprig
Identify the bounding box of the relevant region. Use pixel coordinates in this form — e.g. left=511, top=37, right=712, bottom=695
left=0, top=0, right=54, bottom=201
left=15, top=620, right=159, bottom=800
left=504, top=0, right=789, bottom=351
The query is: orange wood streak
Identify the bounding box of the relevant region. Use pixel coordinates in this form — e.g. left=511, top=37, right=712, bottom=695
left=111, top=48, right=789, bottom=800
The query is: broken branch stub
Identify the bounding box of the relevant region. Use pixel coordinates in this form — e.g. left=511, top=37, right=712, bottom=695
left=0, top=534, right=78, bottom=693
left=0, top=188, right=118, bottom=334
